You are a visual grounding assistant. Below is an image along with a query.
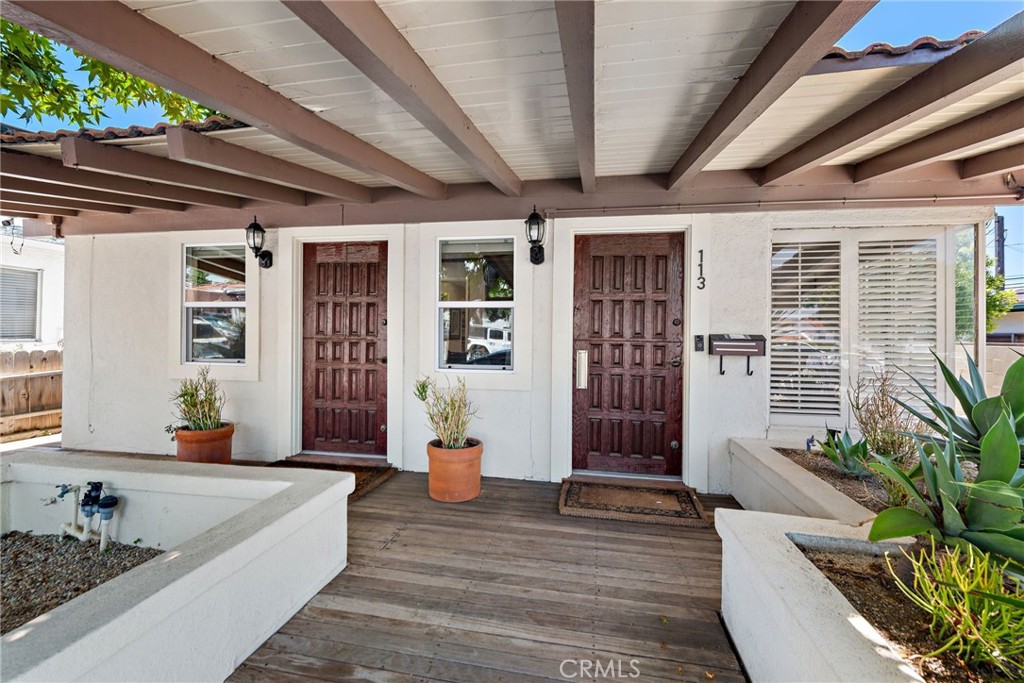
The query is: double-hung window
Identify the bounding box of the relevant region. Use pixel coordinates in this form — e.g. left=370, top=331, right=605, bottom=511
left=437, top=238, right=515, bottom=371
left=0, top=266, right=40, bottom=341
left=183, top=245, right=247, bottom=363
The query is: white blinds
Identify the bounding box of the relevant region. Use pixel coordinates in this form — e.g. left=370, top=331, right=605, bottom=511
left=0, top=267, right=39, bottom=340
left=770, top=242, right=842, bottom=416
left=857, top=239, right=938, bottom=396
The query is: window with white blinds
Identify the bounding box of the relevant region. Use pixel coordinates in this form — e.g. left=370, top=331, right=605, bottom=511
left=770, top=242, right=843, bottom=416
left=857, top=239, right=938, bottom=397
left=0, top=266, right=40, bottom=340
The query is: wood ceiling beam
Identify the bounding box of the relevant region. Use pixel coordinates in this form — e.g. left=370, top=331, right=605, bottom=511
left=48, top=166, right=1013, bottom=236
left=667, top=0, right=876, bottom=190
left=0, top=190, right=131, bottom=214
left=960, top=142, right=1024, bottom=179
left=0, top=176, right=187, bottom=211
left=761, top=11, right=1024, bottom=185
left=3, top=0, right=446, bottom=199
left=0, top=210, right=38, bottom=219
left=0, top=151, right=242, bottom=208
left=61, top=138, right=307, bottom=205
left=855, top=98, right=1024, bottom=182
left=283, top=1, right=519, bottom=197
left=0, top=201, right=77, bottom=217
left=554, top=0, right=596, bottom=193
left=165, top=128, right=371, bottom=203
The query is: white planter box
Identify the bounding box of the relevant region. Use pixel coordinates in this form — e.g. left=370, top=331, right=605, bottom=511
left=730, top=438, right=875, bottom=524
left=717, top=509, right=922, bottom=683
left=1, top=452, right=355, bottom=682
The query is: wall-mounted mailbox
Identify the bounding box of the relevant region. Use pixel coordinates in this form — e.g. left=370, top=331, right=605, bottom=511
left=708, top=334, right=766, bottom=375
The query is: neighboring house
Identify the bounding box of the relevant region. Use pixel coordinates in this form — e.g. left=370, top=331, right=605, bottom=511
left=990, top=289, right=1024, bottom=340
left=0, top=228, right=64, bottom=351
left=0, top=3, right=1018, bottom=498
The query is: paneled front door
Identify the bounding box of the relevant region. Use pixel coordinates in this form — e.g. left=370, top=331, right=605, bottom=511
left=572, top=233, right=684, bottom=475
left=302, top=242, right=387, bottom=454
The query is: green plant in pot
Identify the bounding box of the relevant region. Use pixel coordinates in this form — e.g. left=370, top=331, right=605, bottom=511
left=165, top=366, right=234, bottom=464
left=414, top=376, right=481, bottom=502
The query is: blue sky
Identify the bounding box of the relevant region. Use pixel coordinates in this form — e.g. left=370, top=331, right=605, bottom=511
left=3, top=0, right=1021, bottom=277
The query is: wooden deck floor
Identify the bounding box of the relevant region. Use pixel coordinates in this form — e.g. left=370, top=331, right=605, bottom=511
left=230, top=473, right=746, bottom=683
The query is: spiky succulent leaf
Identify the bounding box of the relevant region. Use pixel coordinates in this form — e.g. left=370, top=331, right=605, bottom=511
left=869, top=455, right=932, bottom=519
left=869, top=507, right=939, bottom=542
left=959, top=530, right=1024, bottom=566
left=964, top=481, right=1024, bottom=531
left=972, top=396, right=1009, bottom=437
left=1000, top=355, right=1024, bottom=416
left=965, top=348, right=987, bottom=402
left=934, top=350, right=976, bottom=419
left=978, top=413, right=1020, bottom=484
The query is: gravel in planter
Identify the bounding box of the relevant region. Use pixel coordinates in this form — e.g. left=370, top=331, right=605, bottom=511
left=1, top=531, right=163, bottom=635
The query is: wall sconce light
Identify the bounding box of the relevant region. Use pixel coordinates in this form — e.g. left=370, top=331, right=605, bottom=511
left=245, top=216, right=273, bottom=268
left=525, top=205, right=546, bottom=265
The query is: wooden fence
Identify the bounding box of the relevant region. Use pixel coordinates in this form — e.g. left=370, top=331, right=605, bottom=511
left=0, top=350, right=62, bottom=441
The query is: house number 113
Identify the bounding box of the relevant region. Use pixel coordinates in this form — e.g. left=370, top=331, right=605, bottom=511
left=696, top=249, right=706, bottom=290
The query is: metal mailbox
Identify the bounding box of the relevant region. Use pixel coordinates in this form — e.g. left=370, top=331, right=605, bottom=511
left=708, top=334, right=766, bottom=376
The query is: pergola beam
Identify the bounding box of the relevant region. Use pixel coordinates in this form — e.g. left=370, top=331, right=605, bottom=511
left=165, top=128, right=371, bottom=203
left=0, top=201, right=77, bottom=217
left=283, top=1, right=518, bottom=197
left=3, top=0, right=446, bottom=199
left=855, top=98, right=1024, bottom=182
left=554, top=0, right=596, bottom=193
left=960, top=142, right=1024, bottom=179
left=762, top=11, right=1024, bottom=184
left=61, top=138, right=307, bottom=205
left=0, top=190, right=131, bottom=214
left=667, top=0, right=876, bottom=189
left=0, top=151, right=243, bottom=208
left=0, top=210, right=39, bottom=219
left=0, top=176, right=187, bottom=211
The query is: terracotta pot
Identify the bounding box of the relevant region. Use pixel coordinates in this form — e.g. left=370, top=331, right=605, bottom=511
left=426, top=438, right=482, bottom=502
left=175, top=422, right=234, bottom=464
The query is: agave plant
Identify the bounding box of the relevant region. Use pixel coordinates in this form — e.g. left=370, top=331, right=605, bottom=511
left=896, top=351, right=1024, bottom=462
left=868, top=412, right=1024, bottom=573
left=817, top=429, right=871, bottom=477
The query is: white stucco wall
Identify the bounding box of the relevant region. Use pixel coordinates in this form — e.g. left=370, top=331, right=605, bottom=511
left=0, top=238, right=64, bottom=349
left=60, top=207, right=991, bottom=493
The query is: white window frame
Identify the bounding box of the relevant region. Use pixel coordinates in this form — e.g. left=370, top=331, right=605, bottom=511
left=0, top=265, right=42, bottom=341
left=167, top=233, right=260, bottom=382
left=768, top=225, right=953, bottom=431
left=435, top=236, right=517, bottom=373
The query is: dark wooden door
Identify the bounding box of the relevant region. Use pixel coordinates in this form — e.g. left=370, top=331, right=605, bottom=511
left=302, top=242, right=387, bottom=454
left=572, top=233, right=684, bottom=475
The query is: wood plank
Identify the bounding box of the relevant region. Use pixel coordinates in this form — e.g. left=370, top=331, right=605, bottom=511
left=854, top=97, right=1024, bottom=182
left=0, top=176, right=187, bottom=211
left=761, top=10, right=1024, bottom=184
left=283, top=1, right=521, bottom=197
left=554, top=0, right=596, bottom=193
left=4, top=1, right=447, bottom=199
left=0, top=190, right=131, bottom=214
left=61, top=138, right=307, bottom=205
left=667, top=0, right=876, bottom=188
left=164, top=127, right=371, bottom=203
left=960, top=142, right=1024, bottom=179
left=0, top=201, right=77, bottom=217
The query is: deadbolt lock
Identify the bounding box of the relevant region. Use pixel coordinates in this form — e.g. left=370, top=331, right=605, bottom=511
left=669, top=357, right=681, bottom=367
left=670, top=440, right=680, bottom=450
left=380, top=424, right=387, bottom=432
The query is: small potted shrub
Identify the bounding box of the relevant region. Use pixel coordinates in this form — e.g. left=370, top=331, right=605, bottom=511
left=414, top=376, right=481, bottom=502
left=165, top=366, right=234, bottom=464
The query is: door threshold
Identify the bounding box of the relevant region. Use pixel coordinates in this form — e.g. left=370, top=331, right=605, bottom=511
left=571, top=469, right=681, bottom=482
left=290, top=452, right=391, bottom=468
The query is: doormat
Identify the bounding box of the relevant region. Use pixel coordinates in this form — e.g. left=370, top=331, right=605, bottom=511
left=266, top=460, right=396, bottom=501
left=558, top=477, right=709, bottom=527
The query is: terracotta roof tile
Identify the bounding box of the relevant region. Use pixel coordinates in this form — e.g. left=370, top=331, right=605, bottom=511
left=824, top=31, right=984, bottom=60
left=0, top=115, right=247, bottom=145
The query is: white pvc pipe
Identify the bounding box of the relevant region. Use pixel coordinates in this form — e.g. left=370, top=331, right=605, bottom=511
left=99, top=519, right=110, bottom=552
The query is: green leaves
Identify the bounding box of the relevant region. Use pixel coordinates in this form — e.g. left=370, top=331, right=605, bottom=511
left=1, top=18, right=218, bottom=127
left=978, top=413, right=1020, bottom=484
left=817, top=430, right=871, bottom=476
left=868, top=507, right=938, bottom=542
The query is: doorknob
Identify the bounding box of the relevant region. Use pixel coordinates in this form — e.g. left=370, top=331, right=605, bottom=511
left=575, top=350, right=588, bottom=389
left=669, top=357, right=681, bottom=367
left=379, top=357, right=387, bottom=364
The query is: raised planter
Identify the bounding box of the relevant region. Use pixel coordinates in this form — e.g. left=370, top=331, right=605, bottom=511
left=729, top=438, right=875, bottom=524
left=717, top=509, right=921, bottom=683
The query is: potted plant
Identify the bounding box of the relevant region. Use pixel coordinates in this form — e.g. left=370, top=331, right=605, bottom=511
left=165, top=366, right=234, bottom=464
left=414, top=376, right=481, bottom=502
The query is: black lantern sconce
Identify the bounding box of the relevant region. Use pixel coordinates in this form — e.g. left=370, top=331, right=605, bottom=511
left=245, top=216, right=273, bottom=269
left=525, top=205, right=546, bottom=265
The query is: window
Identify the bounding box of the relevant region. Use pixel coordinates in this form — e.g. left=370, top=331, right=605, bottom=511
left=0, top=266, right=40, bottom=340
left=183, top=245, right=246, bottom=363
left=437, top=238, right=514, bottom=370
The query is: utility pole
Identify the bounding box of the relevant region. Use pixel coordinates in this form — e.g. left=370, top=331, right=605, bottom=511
left=994, top=214, right=1006, bottom=279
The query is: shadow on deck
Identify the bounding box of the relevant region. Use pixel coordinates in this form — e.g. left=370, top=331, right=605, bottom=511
left=232, top=472, right=745, bottom=683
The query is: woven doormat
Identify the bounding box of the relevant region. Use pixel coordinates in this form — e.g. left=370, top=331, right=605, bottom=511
left=266, top=460, right=396, bottom=501
left=558, top=477, right=709, bottom=527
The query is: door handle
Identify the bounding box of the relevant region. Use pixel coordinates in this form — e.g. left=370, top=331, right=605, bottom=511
left=669, top=357, right=681, bottom=367
left=379, top=357, right=387, bottom=364
left=575, top=350, right=588, bottom=389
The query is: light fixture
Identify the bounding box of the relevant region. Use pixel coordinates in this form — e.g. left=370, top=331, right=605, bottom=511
left=245, top=216, right=272, bottom=269
left=524, top=205, right=546, bottom=265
